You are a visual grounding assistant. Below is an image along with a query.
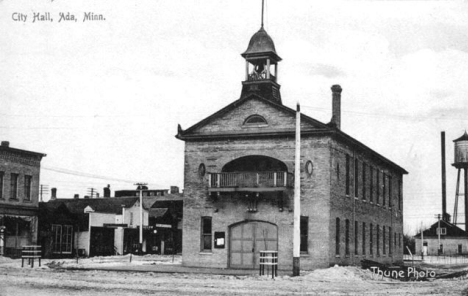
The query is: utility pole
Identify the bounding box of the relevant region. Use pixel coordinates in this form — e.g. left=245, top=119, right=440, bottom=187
left=293, top=102, right=301, bottom=276
left=135, top=182, right=147, bottom=254
left=39, top=184, right=49, bottom=202
left=87, top=188, right=96, bottom=198
left=420, top=221, right=424, bottom=260
left=436, top=214, right=441, bottom=254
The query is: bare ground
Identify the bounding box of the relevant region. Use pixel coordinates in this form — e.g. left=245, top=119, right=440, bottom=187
left=1, top=256, right=468, bottom=296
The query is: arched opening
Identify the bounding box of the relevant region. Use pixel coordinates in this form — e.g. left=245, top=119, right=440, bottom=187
left=222, top=155, right=287, bottom=173
left=243, top=115, right=268, bottom=126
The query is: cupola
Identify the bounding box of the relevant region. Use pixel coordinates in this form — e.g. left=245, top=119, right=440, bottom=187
left=240, top=14, right=282, bottom=103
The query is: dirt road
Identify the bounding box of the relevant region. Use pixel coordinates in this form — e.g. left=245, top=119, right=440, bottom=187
left=1, top=265, right=468, bottom=296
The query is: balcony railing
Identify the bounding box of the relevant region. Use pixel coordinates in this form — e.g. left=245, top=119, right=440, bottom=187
left=208, top=171, right=293, bottom=191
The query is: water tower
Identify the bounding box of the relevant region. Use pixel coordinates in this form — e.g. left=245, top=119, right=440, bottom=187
left=452, top=131, right=468, bottom=231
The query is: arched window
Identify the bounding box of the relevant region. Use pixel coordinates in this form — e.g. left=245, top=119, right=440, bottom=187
left=243, top=115, right=268, bottom=126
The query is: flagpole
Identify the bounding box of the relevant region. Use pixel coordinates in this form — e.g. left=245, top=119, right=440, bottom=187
left=293, top=102, right=301, bottom=276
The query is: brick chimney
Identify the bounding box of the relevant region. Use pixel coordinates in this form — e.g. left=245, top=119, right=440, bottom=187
left=51, top=188, right=57, bottom=200
left=1, top=141, right=9, bottom=147
left=103, top=184, right=111, bottom=198
left=331, top=85, right=342, bottom=129
left=74, top=194, right=79, bottom=199
left=170, top=186, right=179, bottom=194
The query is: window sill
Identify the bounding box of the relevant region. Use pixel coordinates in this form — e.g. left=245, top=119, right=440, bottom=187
left=199, top=251, right=213, bottom=255
left=300, top=253, right=309, bottom=257
left=335, top=255, right=340, bottom=258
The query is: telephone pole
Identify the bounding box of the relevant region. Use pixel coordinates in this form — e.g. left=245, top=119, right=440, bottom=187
left=135, top=182, right=147, bottom=253
left=293, top=102, right=301, bottom=276
left=435, top=214, right=441, bottom=254
left=87, top=188, right=96, bottom=198
left=39, top=184, right=49, bottom=202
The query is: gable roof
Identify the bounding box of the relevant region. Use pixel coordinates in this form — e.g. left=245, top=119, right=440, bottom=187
left=414, top=220, right=468, bottom=238
left=176, top=93, right=407, bottom=174
left=46, top=197, right=139, bottom=215
left=176, top=93, right=329, bottom=140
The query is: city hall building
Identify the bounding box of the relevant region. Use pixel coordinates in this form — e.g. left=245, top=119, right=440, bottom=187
left=176, top=25, right=407, bottom=270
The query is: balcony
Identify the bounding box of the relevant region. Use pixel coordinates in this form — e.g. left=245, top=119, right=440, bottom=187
left=208, top=171, right=293, bottom=192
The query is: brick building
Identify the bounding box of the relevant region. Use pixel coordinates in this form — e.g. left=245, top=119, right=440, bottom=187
left=0, top=141, right=46, bottom=257
left=176, top=25, right=407, bottom=270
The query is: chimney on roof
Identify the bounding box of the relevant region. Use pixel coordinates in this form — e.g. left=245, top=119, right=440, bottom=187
left=74, top=194, right=79, bottom=199
left=51, top=188, right=57, bottom=200
left=330, top=85, right=342, bottom=129
left=170, top=186, right=179, bottom=194
left=84, top=195, right=90, bottom=199
left=103, top=184, right=111, bottom=198
left=1, top=141, right=9, bottom=147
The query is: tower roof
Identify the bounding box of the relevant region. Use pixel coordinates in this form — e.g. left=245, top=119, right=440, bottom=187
left=241, top=27, right=281, bottom=61
left=454, top=131, right=468, bottom=142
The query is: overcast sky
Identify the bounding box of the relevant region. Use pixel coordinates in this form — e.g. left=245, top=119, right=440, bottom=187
left=2, top=0, right=468, bottom=234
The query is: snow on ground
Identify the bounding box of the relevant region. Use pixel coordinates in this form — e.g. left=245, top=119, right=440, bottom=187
left=2, top=255, right=468, bottom=295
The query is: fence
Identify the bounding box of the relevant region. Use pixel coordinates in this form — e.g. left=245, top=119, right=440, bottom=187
left=404, top=253, right=468, bottom=264
left=259, top=251, right=278, bottom=279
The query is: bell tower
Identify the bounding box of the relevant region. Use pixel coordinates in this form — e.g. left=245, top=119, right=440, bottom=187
left=240, top=3, right=282, bottom=104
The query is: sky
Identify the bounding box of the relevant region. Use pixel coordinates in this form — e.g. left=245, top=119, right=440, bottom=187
left=1, top=0, right=468, bottom=234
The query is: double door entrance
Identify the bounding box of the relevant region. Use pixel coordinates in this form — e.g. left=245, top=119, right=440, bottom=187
left=229, top=221, right=277, bottom=269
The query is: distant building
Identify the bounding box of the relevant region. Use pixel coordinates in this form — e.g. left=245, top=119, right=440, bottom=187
left=0, top=141, right=46, bottom=257
left=39, top=187, right=182, bottom=257
left=176, top=23, right=408, bottom=270
left=415, top=220, right=468, bottom=256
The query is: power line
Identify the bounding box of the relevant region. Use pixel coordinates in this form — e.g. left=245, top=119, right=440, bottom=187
left=301, top=105, right=468, bottom=122
left=42, top=165, right=159, bottom=186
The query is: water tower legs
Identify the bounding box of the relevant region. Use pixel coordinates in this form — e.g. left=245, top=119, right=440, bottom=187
left=465, top=168, right=468, bottom=232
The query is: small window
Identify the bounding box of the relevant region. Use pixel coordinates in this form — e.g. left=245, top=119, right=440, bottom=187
left=354, top=159, right=359, bottom=198
left=345, top=219, right=350, bottom=256
left=354, top=221, right=358, bottom=255
left=305, top=161, right=313, bottom=177
left=383, top=226, right=386, bottom=255
left=377, top=225, right=380, bottom=256
left=300, top=216, right=308, bottom=253
left=362, top=163, right=366, bottom=201
left=336, top=163, right=340, bottom=181
left=362, top=222, right=366, bottom=255
left=437, top=227, right=447, bottom=235
left=335, top=218, right=340, bottom=255
left=10, top=173, right=18, bottom=200
left=345, top=155, right=350, bottom=196
left=198, top=163, right=206, bottom=177
left=201, top=217, right=212, bottom=251
left=243, top=115, right=268, bottom=126
left=0, top=172, right=4, bottom=199
left=24, top=175, right=32, bottom=201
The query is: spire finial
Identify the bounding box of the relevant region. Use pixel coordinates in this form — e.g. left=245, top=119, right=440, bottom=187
left=261, top=0, right=264, bottom=28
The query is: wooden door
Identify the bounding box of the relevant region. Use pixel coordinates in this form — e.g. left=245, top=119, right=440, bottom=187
left=229, top=221, right=277, bottom=269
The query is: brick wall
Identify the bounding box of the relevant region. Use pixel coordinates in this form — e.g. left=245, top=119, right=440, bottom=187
left=329, top=139, right=404, bottom=266
left=0, top=150, right=41, bottom=208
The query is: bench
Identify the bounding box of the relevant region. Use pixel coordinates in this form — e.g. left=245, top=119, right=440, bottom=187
left=21, top=245, right=41, bottom=268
